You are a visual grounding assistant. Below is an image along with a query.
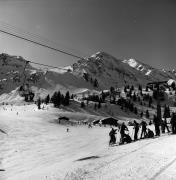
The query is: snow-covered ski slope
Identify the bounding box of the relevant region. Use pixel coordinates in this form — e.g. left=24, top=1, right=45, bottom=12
left=1, top=104, right=176, bottom=180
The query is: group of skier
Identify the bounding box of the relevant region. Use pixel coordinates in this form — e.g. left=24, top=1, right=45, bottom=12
left=109, top=112, right=176, bottom=146
left=109, top=120, right=153, bottom=146
left=153, top=112, right=176, bottom=136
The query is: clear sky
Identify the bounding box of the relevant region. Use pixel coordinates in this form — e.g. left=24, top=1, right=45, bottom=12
left=0, top=0, right=175, bottom=69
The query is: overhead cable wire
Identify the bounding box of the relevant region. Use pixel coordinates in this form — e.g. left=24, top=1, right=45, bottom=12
left=0, top=20, right=88, bottom=57
left=0, top=29, right=84, bottom=59
left=0, top=21, right=88, bottom=71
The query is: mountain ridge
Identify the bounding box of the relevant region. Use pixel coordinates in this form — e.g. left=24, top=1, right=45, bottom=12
left=0, top=52, right=175, bottom=98
left=73, top=51, right=176, bottom=89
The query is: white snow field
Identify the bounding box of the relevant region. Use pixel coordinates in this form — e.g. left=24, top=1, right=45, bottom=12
left=1, top=104, right=176, bottom=180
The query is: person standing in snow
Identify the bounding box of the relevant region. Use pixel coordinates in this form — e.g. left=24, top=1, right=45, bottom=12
left=109, top=128, right=117, bottom=145
left=140, top=121, right=147, bottom=139
left=120, top=122, right=128, bottom=143
left=133, top=120, right=139, bottom=141
left=153, top=115, right=160, bottom=136
left=162, top=118, right=170, bottom=133
left=171, top=112, right=176, bottom=134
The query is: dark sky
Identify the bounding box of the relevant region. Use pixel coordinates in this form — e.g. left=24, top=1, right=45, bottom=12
left=0, top=0, right=175, bottom=69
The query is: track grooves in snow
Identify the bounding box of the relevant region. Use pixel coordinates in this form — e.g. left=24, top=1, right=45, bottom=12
left=149, top=157, right=176, bottom=180
left=94, top=135, right=171, bottom=172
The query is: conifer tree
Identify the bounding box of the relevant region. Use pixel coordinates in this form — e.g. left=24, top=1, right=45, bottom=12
left=51, top=91, right=58, bottom=107
left=45, top=94, right=50, bottom=105
left=64, top=91, right=70, bottom=106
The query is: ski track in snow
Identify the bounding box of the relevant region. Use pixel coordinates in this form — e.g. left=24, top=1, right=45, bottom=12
left=1, top=104, right=176, bottom=180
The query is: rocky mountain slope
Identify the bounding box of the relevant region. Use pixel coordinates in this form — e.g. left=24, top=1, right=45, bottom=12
left=0, top=53, right=94, bottom=96
left=0, top=52, right=175, bottom=97
left=73, top=52, right=176, bottom=89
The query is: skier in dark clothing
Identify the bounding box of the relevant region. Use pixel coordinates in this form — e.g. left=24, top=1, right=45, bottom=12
left=133, top=120, right=139, bottom=141
left=120, top=122, right=129, bottom=144
left=171, top=113, right=176, bottom=134
left=153, top=115, right=160, bottom=136
left=109, top=128, right=117, bottom=146
left=161, top=118, right=170, bottom=133
left=140, top=121, right=147, bottom=139
left=146, top=128, right=154, bottom=138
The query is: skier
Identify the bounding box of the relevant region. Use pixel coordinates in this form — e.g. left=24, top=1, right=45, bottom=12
left=109, top=128, right=117, bottom=146
left=140, top=121, right=147, bottom=139
left=171, top=112, right=176, bottom=134
left=161, top=118, right=170, bottom=133
left=120, top=122, right=129, bottom=144
left=153, top=115, right=160, bottom=136
left=133, top=120, right=139, bottom=141
left=66, top=128, right=69, bottom=132
left=146, top=128, right=154, bottom=138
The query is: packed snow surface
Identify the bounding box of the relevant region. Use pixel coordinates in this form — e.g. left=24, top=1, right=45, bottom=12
left=1, top=104, right=176, bottom=180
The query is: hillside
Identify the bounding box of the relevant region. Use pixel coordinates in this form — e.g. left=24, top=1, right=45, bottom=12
left=0, top=52, right=176, bottom=102
left=73, top=52, right=176, bottom=89
left=0, top=53, right=94, bottom=96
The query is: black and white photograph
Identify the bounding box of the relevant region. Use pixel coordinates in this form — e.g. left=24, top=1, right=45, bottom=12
left=0, top=0, right=176, bottom=179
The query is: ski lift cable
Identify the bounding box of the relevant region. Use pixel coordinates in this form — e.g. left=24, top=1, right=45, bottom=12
left=0, top=25, right=87, bottom=89
left=0, top=27, right=87, bottom=70
left=0, top=29, right=84, bottom=59
left=0, top=20, right=89, bottom=57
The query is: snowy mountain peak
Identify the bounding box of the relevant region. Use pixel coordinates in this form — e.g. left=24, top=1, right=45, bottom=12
left=123, top=58, right=138, bottom=68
